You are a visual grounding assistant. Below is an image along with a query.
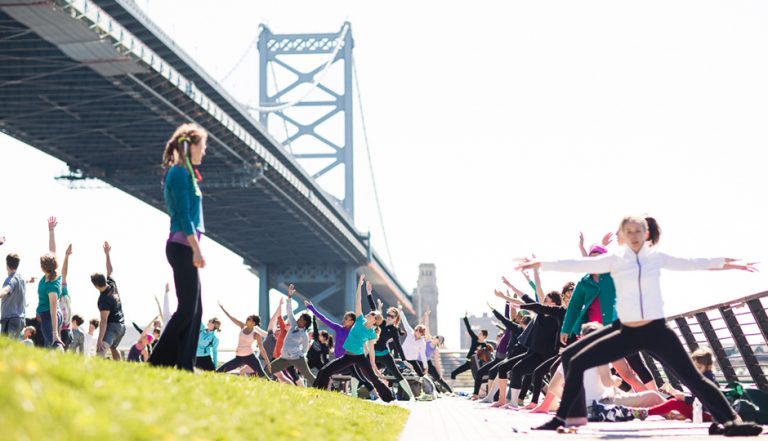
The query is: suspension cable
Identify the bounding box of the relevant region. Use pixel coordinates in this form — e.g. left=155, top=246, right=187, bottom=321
left=352, top=55, right=397, bottom=275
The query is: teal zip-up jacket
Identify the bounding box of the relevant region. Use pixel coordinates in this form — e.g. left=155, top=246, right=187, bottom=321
left=560, top=273, right=616, bottom=337
left=164, top=166, right=204, bottom=236
left=196, top=323, right=219, bottom=367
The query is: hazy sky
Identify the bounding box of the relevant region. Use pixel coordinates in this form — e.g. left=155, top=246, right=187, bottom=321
left=2, top=0, right=768, bottom=349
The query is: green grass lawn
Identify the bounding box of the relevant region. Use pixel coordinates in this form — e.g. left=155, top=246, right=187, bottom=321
left=0, top=338, right=409, bottom=441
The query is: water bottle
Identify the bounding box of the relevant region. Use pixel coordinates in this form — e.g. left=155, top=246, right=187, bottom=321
left=692, top=398, right=703, bottom=424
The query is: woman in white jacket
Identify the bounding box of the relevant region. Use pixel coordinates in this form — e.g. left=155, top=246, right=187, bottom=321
left=517, top=215, right=761, bottom=436
left=398, top=303, right=438, bottom=398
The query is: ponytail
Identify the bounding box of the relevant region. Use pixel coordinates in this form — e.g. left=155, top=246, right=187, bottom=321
left=162, top=123, right=206, bottom=196
left=645, top=216, right=662, bottom=246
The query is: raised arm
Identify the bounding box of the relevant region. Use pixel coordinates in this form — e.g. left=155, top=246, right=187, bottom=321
left=489, top=303, right=519, bottom=331
left=355, top=274, right=364, bottom=316
left=47, top=216, right=57, bottom=254
left=286, top=284, right=297, bottom=327
left=141, top=316, right=158, bottom=336
left=312, top=315, right=319, bottom=341
left=218, top=301, right=245, bottom=328
left=463, top=313, right=477, bottom=341
left=422, top=307, right=431, bottom=338
left=398, top=303, right=414, bottom=336
left=365, top=280, right=376, bottom=312
left=305, top=300, right=343, bottom=333
left=103, top=241, right=113, bottom=278
left=269, top=297, right=284, bottom=331
left=533, top=262, right=544, bottom=301
left=501, top=276, right=528, bottom=298
left=62, top=244, right=72, bottom=285
left=162, top=283, right=172, bottom=325
left=578, top=232, right=588, bottom=257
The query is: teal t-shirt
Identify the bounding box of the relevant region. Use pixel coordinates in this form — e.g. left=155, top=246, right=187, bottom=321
left=37, top=276, right=62, bottom=314
left=342, top=316, right=376, bottom=356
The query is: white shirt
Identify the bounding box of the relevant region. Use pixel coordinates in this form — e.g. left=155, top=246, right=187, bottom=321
left=84, top=332, right=97, bottom=357
left=541, top=244, right=724, bottom=323
left=399, top=310, right=427, bottom=364
left=236, top=328, right=256, bottom=357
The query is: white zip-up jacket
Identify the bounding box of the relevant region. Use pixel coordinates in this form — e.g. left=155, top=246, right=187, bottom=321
left=540, top=245, right=725, bottom=323
left=399, top=310, right=428, bottom=365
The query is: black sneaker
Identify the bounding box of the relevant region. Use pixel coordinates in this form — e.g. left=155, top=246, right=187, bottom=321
left=723, top=421, right=763, bottom=437
left=532, top=417, right=565, bottom=431
left=709, top=423, right=725, bottom=435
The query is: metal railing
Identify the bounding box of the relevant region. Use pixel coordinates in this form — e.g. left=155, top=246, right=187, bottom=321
left=647, top=290, right=768, bottom=391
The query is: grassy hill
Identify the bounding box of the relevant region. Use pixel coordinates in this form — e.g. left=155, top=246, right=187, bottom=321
left=0, top=338, right=409, bottom=441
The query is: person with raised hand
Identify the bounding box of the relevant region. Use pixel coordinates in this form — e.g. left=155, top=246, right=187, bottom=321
left=269, top=284, right=315, bottom=386
left=37, top=217, right=63, bottom=349
left=313, top=274, right=393, bottom=402
left=59, top=244, right=73, bottom=350
left=92, top=241, right=126, bottom=360
left=518, top=215, right=761, bottom=436
left=149, top=123, right=207, bottom=372
left=216, top=301, right=271, bottom=377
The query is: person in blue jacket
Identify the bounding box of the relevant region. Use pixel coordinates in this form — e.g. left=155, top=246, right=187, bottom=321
left=149, top=123, right=208, bottom=372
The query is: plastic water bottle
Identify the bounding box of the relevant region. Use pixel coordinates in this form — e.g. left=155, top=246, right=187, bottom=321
left=692, top=398, right=703, bottom=424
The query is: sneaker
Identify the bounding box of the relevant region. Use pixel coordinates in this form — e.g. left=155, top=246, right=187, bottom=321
left=415, top=394, right=433, bottom=402
left=709, top=423, right=725, bottom=435
left=631, top=409, right=648, bottom=421
left=532, top=417, right=565, bottom=431
left=722, top=421, right=763, bottom=437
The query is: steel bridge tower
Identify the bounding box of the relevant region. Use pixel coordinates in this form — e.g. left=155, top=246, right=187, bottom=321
left=257, top=22, right=355, bottom=219
left=255, top=23, right=363, bottom=321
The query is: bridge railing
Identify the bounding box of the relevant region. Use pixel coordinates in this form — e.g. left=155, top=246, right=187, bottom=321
left=647, top=290, right=768, bottom=391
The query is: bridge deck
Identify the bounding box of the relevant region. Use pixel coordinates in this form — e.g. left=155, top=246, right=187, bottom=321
left=397, top=397, right=730, bottom=441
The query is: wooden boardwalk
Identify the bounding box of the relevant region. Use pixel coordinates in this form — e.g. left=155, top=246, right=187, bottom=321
left=396, top=396, right=755, bottom=440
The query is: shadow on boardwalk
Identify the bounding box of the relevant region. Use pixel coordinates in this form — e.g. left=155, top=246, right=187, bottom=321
left=397, top=397, right=740, bottom=441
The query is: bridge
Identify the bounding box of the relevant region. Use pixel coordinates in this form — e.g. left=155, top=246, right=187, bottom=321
left=0, top=0, right=414, bottom=321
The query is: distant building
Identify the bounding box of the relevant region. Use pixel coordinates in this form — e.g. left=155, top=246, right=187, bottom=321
left=459, top=313, right=498, bottom=351
left=413, top=263, right=439, bottom=336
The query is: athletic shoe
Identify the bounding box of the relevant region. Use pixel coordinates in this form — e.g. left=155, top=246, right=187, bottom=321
left=722, top=421, right=762, bottom=437
left=709, top=423, right=725, bottom=435
left=532, top=417, right=565, bottom=431
left=415, top=394, right=433, bottom=402
left=631, top=408, right=648, bottom=421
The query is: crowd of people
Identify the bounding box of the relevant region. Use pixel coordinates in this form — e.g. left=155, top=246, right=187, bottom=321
left=1, top=122, right=764, bottom=437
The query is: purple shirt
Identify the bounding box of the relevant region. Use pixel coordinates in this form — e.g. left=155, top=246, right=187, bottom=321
left=307, top=304, right=350, bottom=359
left=168, top=231, right=202, bottom=247
left=497, top=304, right=512, bottom=357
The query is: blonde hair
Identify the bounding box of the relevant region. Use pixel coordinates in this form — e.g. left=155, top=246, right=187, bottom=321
left=386, top=307, right=400, bottom=326
left=619, top=215, right=648, bottom=233
left=162, top=123, right=207, bottom=197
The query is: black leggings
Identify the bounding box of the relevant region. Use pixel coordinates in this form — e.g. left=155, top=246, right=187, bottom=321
left=195, top=355, right=215, bottom=371
left=558, top=319, right=737, bottom=422
left=149, top=242, right=202, bottom=371
left=427, top=360, right=453, bottom=393
left=626, top=351, right=654, bottom=384
left=408, top=359, right=426, bottom=377
left=216, top=354, right=268, bottom=377
left=314, top=353, right=394, bottom=402
left=474, top=359, right=503, bottom=395
left=530, top=353, right=561, bottom=403
left=510, top=352, right=549, bottom=389
left=376, top=353, right=404, bottom=382
left=496, top=352, right=527, bottom=379
left=450, top=360, right=472, bottom=379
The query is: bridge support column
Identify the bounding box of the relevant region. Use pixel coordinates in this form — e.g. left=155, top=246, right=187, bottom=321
left=258, top=264, right=271, bottom=322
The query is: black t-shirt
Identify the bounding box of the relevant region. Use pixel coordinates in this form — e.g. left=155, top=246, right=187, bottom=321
left=97, top=277, right=124, bottom=324
left=376, top=324, right=406, bottom=360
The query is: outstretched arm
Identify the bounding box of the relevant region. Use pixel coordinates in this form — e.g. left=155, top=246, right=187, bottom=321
left=355, top=274, right=364, bottom=316
left=255, top=334, right=272, bottom=374
left=532, top=260, right=544, bottom=301
left=218, top=302, right=245, bottom=328
left=286, top=284, right=297, bottom=327
left=62, top=244, right=72, bottom=285
left=103, top=241, right=113, bottom=278
left=365, top=281, right=376, bottom=312
left=501, top=276, right=528, bottom=298
left=398, top=302, right=414, bottom=336
left=578, top=232, right=588, bottom=257
left=268, top=298, right=284, bottom=331
left=463, top=313, right=477, bottom=341
left=47, top=216, right=57, bottom=254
